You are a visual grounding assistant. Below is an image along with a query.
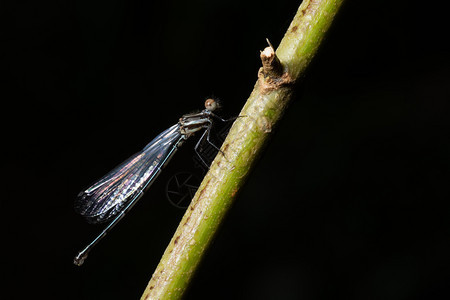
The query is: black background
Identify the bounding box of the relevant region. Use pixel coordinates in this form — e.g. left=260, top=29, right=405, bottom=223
left=2, top=0, right=449, bottom=299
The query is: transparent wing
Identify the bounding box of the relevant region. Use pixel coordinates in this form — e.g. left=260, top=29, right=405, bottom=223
left=75, top=124, right=182, bottom=224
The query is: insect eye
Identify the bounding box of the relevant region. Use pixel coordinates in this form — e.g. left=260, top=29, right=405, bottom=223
left=204, top=99, right=217, bottom=111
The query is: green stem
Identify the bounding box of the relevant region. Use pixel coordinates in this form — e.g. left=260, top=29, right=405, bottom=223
left=141, top=1, right=345, bottom=299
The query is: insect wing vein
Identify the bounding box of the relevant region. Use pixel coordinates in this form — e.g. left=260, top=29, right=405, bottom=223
left=75, top=124, right=181, bottom=223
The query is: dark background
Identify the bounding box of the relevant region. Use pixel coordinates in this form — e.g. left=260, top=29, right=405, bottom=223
left=2, top=0, right=449, bottom=299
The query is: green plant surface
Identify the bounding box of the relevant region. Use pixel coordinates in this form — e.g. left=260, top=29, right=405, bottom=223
left=141, top=1, right=345, bottom=299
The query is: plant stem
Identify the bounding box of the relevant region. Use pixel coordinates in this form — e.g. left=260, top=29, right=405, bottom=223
left=141, top=1, right=345, bottom=299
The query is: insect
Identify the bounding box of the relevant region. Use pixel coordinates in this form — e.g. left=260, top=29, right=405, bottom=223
left=74, top=99, right=228, bottom=266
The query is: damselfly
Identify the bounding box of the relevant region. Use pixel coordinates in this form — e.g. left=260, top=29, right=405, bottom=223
left=74, top=99, right=228, bottom=266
